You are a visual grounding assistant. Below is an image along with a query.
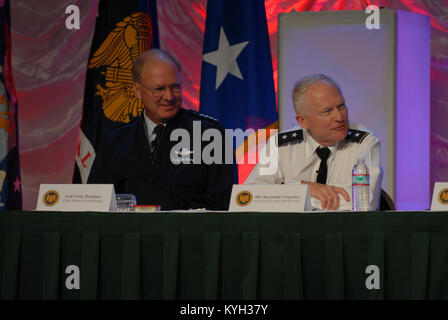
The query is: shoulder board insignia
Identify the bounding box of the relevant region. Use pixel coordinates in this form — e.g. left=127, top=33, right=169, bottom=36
left=190, top=110, right=219, bottom=122
left=278, top=129, right=303, bottom=146
left=345, top=129, right=369, bottom=143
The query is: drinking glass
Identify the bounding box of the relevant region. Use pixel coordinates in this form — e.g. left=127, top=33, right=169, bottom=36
left=115, top=194, right=137, bottom=212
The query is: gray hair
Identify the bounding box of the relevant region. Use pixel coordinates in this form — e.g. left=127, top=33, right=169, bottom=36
left=291, top=74, right=343, bottom=114
left=132, top=48, right=181, bottom=82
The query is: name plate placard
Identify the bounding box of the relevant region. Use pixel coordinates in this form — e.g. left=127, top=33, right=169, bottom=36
left=36, top=184, right=117, bottom=212
left=229, top=184, right=311, bottom=212
left=431, top=182, right=448, bottom=211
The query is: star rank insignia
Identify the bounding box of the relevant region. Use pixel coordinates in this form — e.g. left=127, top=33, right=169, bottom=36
left=345, top=129, right=370, bottom=143
left=278, top=129, right=304, bottom=146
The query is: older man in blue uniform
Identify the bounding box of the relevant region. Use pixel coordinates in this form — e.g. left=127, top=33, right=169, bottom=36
left=88, top=49, right=235, bottom=210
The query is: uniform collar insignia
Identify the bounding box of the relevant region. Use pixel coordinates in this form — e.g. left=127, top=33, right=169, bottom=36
left=345, top=129, right=369, bottom=143
left=278, top=129, right=304, bottom=146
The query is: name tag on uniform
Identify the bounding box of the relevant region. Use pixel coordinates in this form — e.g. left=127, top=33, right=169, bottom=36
left=229, top=184, right=311, bottom=212
left=430, top=182, right=448, bottom=211
left=36, top=184, right=117, bottom=212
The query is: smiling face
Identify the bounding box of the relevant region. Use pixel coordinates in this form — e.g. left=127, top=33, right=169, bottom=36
left=295, top=81, right=349, bottom=146
left=133, top=56, right=182, bottom=124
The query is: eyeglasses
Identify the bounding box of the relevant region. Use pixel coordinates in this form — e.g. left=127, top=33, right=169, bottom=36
left=139, top=82, right=182, bottom=97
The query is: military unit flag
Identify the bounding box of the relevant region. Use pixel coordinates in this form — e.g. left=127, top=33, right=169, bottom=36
left=74, top=0, right=159, bottom=183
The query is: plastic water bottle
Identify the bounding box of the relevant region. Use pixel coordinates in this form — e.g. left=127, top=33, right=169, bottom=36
left=352, top=159, right=370, bottom=211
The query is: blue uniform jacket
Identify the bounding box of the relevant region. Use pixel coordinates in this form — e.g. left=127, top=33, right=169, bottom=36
left=88, top=108, right=236, bottom=210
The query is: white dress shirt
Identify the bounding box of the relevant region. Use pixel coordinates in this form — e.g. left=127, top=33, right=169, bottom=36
left=245, top=123, right=383, bottom=211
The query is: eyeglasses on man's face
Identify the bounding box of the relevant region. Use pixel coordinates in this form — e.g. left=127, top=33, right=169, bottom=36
left=139, top=82, right=182, bottom=97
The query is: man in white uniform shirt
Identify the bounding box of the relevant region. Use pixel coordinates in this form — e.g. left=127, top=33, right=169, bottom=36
left=245, top=74, right=382, bottom=210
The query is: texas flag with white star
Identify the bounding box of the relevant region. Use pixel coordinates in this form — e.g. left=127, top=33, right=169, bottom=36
left=200, top=0, right=278, bottom=183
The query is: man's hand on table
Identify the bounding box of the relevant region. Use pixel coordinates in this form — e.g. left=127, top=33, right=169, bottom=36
left=301, top=181, right=350, bottom=210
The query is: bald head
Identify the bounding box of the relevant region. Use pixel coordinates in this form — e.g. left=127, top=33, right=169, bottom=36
left=132, top=49, right=181, bottom=83
left=132, top=49, right=182, bottom=124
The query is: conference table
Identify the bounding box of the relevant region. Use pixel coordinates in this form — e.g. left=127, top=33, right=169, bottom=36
left=1, top=210, right=448, bottom=300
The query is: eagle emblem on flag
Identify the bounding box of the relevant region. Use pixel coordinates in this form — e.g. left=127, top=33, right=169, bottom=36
left=88, top=12, right=153, bottom=123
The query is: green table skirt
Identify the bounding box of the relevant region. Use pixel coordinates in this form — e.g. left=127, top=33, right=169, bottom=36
left=1, top=211, right=448, bottom=300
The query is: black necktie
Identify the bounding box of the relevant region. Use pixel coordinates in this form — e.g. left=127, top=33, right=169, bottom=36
left=316, top=147, right=331, bottom=184
left=151, top=125, right=164, bottom=156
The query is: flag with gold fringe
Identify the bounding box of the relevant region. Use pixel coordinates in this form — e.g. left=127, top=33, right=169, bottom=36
left=74, top=0, right=159, bottom=183
left=0, top=0, right=22, bottom=210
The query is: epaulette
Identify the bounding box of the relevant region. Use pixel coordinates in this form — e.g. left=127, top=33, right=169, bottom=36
left=278, top=129, right=303, bottom=146
left=190, top=110, right=219, bottom=123
left=345, top=129, right=369, bottom=143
